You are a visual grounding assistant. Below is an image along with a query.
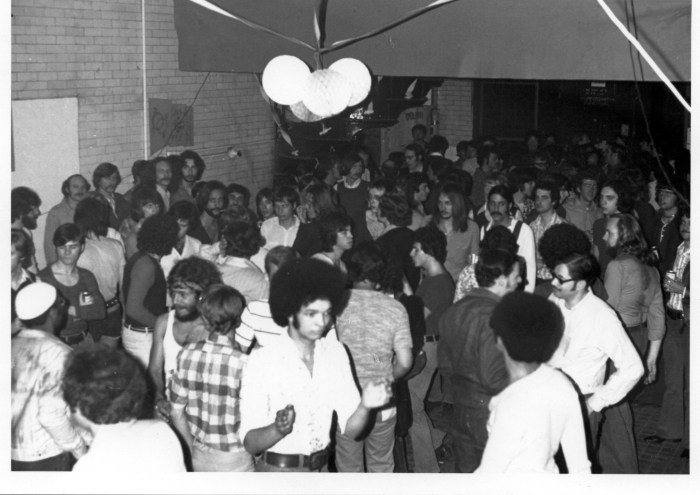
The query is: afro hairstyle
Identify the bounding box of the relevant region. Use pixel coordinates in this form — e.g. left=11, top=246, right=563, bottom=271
left=137, top=214, right=179, bottom=256
left=538, top=223, right=592, bottom=270
left=269, top=258, right=347, bottom=327
left=490, top=292, right=564, bottom=363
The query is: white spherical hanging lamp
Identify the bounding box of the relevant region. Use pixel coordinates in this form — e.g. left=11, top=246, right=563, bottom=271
left=302, top=69, right=352, bottom=119
left=289, top=101, right=323, bottom=122
left=262, top=55, right=311, bottom=105
left=329, top=58, right=372, bottom=106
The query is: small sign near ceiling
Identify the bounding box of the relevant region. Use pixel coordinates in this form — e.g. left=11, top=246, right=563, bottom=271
left=149, top=98, right=194, bottom=154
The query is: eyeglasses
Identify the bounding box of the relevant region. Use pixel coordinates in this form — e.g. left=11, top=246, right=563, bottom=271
left=550, top=270, right=576, bottom=285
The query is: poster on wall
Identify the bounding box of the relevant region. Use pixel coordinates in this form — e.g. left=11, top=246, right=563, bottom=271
left=149, top=98, right=194, bottom=155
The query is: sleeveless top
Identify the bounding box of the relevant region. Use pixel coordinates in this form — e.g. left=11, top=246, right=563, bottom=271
left=123, top=251, right=167, bottom=327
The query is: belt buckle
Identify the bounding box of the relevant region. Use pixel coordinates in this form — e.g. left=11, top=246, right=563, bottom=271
left=308, top=449, right=327, bottom=471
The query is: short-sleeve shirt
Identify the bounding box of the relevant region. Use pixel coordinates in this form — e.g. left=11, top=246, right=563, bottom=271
left=335, top=289, right=412, bottom=387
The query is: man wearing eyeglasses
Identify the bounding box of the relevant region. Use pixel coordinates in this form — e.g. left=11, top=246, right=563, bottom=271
left=547, top=252, right=643, bottom=473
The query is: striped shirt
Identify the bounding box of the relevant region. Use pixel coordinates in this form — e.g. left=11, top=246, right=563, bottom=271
left=170, top=333, right=247, bottom=452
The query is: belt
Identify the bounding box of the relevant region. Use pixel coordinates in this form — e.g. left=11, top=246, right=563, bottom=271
left=424, top=335, right=439, bottom=343
left=61, top=329, right=88, bottom=346
left=105, top=297, right=120, bottom=309
left=261, top=448, right=329, bottom=471
left=124, top=323, right=154, bottom=334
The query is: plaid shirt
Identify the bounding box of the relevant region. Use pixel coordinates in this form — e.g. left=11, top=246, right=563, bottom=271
left=530, top=213, right=567, bottom=280
left=170, top=333, right=247, bottom=452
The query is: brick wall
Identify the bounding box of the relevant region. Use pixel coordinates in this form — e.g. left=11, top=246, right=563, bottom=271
left=11, top=0, right=276, bottom=193
left=437, top=78, right=474, bottom=149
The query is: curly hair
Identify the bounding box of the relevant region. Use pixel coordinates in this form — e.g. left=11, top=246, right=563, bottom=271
left=129, top=185, right=164, bottom=222
left=269, top=258, right=347, bottom=327
left=11, top=187, right=41, bottom=222
left=317, top=212, right=353, bottom=252
left=538, top=223, right=592, bottom=270
left=221, top=221, right=264, bottom=258
left=137, top=214, right=179, bottom=256
left=345, top=242, right=386, bottom=285
left=534, top=178, right=561, bottom=206
left=198, top=284, right=246, bottom=336
left=226, top=183, right=251, bottom=207
left=379, top=191, right=412, bottom=227
left=413, top=224, right=447, bottom=264
left=168, top=200, right=201, bottom=230
left=167, top=257, right=222, bottom=293
left=62, top=346, right=147, bottom=424
left=480, top=225, right=519, bottom=255
left=74, top=197, right=110, bottom=238
left=490, top=292, right=564, bottom=363
left=197, top=180, right=228, bottom=213
left=475, top=249, right=518, bottom=289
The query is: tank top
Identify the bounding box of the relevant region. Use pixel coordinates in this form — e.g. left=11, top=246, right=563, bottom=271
left=122, top=251, right=167, bottom=327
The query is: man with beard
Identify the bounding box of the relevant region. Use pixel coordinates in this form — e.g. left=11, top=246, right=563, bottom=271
left=547, top=252, right=643, bottom=473
left=240, top=258, right=393, bottom=472
left=192, top=180, right=227, bottom=244
left=11, top=186, right=42, bottom=272
left=149, top=257, right=223, bottom=423
left=143, top=157, right=174, bottom=210
left=481, top=185, right=536, bottom=293
left=44, top=174, right=90, bottom=265
left=171, top=149, right=205, bottom=204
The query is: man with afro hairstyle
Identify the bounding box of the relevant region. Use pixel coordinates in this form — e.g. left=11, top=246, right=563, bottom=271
left=62, top=346, right=186, bottom=473
left=149, top=257, right=223, bottom=423
left=476, top=293, right=590, bottom=473
left=239, top=258, right=392, bottom=472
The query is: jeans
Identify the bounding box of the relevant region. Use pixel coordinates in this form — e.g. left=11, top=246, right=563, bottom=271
left=451, top=403, right=489, bottom=473
left=656, top=316, right=689, bottom=447
left=407, top=341, right=444, bottom=473
left=122, top=325, right=153, bottom=369
left=335, top=414, right=396, bottom=472
left=191, top=442, right=254, bottom=472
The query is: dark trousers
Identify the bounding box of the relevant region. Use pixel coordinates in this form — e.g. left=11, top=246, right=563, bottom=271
left=596, top=401, right=639, bottom=473
left=656, top=316, right=690, bottom=447
left=11, top=451, right=74, bottom=471
left=451, top=404, right=489, bottom=473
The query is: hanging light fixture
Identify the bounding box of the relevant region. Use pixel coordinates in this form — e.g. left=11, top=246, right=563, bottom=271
left=261, top=55, right=311, bottom=105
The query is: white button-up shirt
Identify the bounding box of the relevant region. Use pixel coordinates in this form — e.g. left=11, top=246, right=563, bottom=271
left=260, top=216, right=300, bottom=250
left=548, top=290, right=644, bottom=412
left=239, top=330, right=361, bottom=454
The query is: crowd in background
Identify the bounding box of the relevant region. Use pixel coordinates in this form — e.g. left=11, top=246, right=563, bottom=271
left=10, top=123, right=691, bottom=474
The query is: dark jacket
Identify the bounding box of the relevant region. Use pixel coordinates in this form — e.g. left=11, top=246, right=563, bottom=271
left=437, top=287, right=508, bottom=410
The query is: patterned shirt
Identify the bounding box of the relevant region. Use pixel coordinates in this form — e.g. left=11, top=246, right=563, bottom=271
left=170, top=333, right=247, bottom=452
left=12, top=329, right=86, bottom=461
left=667, top=241, right=690, bottom=312
left=530, top=213, right=567, bottom=280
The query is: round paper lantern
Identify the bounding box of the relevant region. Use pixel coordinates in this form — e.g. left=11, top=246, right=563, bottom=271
left=329, top=58, right=372, bottom=106
left=289, top=101, right=323, bottom=122
left=302, top=69, right=352, bottom=119
left=262, top=55, right=311, bottom=105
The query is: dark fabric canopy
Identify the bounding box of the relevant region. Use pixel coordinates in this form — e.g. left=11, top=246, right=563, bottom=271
left=173, top=0, right=690, bottom=82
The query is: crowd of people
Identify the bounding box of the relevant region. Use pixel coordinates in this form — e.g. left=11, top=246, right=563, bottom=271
left=10, top=125, right=691, bottom=474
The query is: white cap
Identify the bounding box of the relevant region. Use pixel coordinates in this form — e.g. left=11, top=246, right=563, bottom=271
left=15, top=282, right=58, bottom=321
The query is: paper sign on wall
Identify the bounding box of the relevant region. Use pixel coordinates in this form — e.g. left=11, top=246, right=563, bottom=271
left=149, top=98, right=194, bottom=154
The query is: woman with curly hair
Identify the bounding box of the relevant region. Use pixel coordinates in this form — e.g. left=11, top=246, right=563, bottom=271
left=62, top=346, right=186, bottom=473
left=218, top=221, right=268, bottom=303
left=122, top=214, right=179, bottom=367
